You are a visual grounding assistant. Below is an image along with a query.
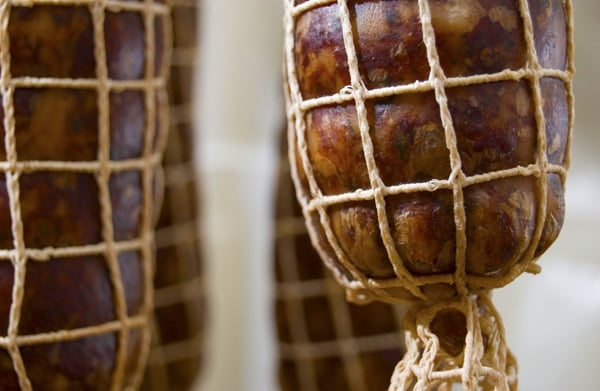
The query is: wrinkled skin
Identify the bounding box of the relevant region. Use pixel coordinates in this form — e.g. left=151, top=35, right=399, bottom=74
left=291, top=0, right=569, bottom=294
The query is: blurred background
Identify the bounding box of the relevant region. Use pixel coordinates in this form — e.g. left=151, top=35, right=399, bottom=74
left=191, top=1, right=600, bottom=390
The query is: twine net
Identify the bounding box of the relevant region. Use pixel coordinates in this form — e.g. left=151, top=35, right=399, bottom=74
left=275, top=131, right=408, bottom=391
left=391, top=293, right=517, bottom=391
left=283, top=0, right=574, bottom=389
left=140, top=1, right=204, bottom=390
left=0, top=0, right=171, bottom=389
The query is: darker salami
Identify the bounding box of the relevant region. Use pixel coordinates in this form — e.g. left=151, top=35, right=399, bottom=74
left=0, top=4, right=162, bottom=389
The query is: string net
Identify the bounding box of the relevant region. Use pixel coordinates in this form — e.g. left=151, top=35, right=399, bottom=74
left=0, top=0, right=171, bottom=389
left=390, top=293, right=517, bottom=391
left=275, top=130, right=408, bottom=391
left=283, top=0, right=574, bottom=389
left=140, top=1, right=204, bottom=390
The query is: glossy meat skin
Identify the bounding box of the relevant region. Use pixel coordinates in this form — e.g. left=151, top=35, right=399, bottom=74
left=0, top=5, right=157, bottom=389
left=291, top=0, right=569, bottom=294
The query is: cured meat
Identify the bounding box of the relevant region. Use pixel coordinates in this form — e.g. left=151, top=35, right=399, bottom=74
left=287, top=0, right=571, bottom=300
left=0, top=3, right=169, bottom=389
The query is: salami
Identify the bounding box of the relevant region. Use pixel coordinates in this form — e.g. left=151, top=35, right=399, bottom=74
left=0, top=2, right=170, bottom=389
left=286, top=0, right=573, bottom=301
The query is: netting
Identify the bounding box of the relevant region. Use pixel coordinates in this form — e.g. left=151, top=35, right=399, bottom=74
left=140, top=1, right=204, bottom=390
left=0, top=0, right=171, bottom=389
left=283, top=0, right=574, bottom=389
left=391, top=293, right=518, bottom=390
left=275, top=131, right=408, bottom=391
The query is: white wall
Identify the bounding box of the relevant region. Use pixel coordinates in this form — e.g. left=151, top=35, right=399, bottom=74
left=194, top=1, right=283, bottom=390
